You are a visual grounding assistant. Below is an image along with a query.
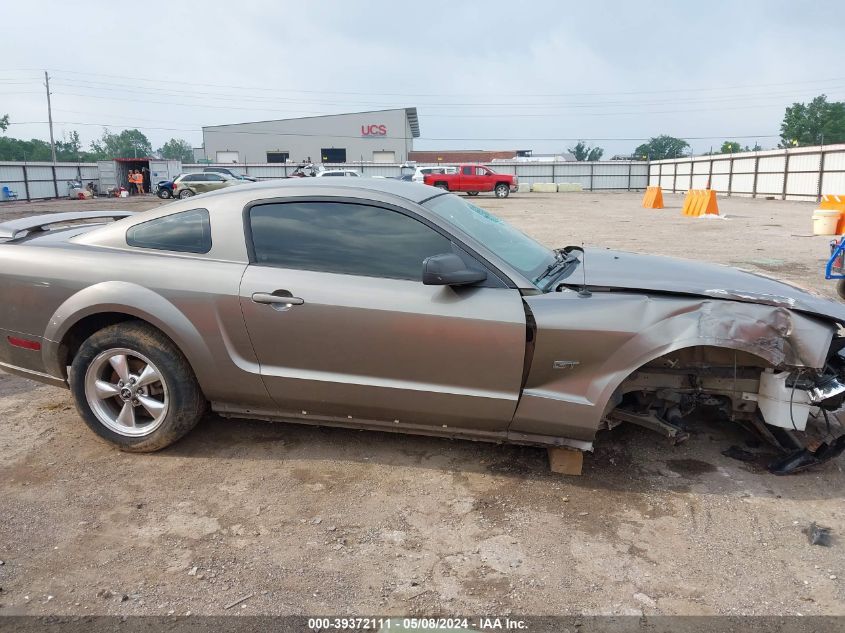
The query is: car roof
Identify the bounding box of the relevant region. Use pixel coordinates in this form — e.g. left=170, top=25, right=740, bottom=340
left=180, top=172, right=227, bottom=178
left=193, top=176, right=440, bottom=203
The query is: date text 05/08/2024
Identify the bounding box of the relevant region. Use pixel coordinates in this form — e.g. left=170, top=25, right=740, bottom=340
left=307, top=617, right=528, bottom=630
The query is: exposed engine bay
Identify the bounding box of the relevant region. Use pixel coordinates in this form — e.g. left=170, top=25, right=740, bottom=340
left=609, top=344, right=845, bottom=474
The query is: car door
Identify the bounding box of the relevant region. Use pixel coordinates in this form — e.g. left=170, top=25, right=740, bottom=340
left=185, top=174, right=206, bottom=193
left=459, top=165, right=476, bottom=191
left=203, top=173, right=226, bottom=191
left=238, top=199, right=527, bottom=432
left=476, top=166, right=495, bottom=191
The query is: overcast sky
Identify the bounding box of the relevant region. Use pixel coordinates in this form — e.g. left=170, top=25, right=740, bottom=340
left=2, top=0, right=844, bottom=157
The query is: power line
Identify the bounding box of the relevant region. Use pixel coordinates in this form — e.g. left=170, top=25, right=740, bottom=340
left=5, top=66, right=845, bottom=101
left=46, top=90, right=807, bottom=119
left=46, top=77, right=842, bottom=109
left=42, top=67, right=845, bottom=98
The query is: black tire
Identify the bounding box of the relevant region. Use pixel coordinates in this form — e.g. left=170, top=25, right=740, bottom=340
left=467, top=191, right=479, bottom=196
left=837, top=279, right=845, bottom=301
left=157, top=188, right=172, bottom=199
left=495, top=183, right=510, bottom=198
left=434, top=182, right=449, bottom=190
left=70, top=321, right=206, bottom=452
left=179, top=188, right=195, bottom=199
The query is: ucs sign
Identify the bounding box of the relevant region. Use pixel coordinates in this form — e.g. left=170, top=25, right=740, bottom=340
left=361, top=124, right=387, bottom=136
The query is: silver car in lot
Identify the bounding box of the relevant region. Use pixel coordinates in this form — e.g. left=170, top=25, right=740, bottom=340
left=0, top=179, right=843, bottom=473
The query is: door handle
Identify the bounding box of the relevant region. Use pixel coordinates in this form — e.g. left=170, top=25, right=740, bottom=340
left=251, top=292, right=305, bottom=306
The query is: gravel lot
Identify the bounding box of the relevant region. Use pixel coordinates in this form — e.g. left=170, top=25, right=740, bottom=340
left=0, top=190, right=843, bottom=618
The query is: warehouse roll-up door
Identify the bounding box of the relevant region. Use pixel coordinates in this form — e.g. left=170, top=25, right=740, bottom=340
left=373, top=151, right=395, bottom=163
left=216, top=151, right=239, bottom=163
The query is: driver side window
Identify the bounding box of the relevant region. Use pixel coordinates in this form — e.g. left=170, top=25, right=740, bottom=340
left=249, top=201, right=453, bottom=281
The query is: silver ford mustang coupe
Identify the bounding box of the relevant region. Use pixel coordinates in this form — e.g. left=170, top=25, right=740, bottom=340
left=1, top=179, right=843, bottom=474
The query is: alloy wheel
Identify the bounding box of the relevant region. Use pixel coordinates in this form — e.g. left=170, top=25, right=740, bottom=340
left=83, top=348, right=169, bottom=437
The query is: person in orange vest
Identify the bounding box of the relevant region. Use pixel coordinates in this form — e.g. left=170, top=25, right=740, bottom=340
left=126, top=170, right=135, bottom=196
left=130, top=170, right=139, bottom=195
left=134, top=170, right=145, bottom=195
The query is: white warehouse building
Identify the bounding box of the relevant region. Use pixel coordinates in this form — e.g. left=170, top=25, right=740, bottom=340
left=197, top=108, right=420, bottom=165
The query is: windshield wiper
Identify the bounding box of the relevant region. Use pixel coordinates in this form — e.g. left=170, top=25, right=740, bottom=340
left=534, top=248, right=579, bottom=285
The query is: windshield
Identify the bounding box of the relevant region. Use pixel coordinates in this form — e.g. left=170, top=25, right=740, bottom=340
left=422, top=193, right=556, bottom=285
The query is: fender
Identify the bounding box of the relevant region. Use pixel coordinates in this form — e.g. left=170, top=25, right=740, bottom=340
left=509, top=292, right=836, bottom=441
left=41, top=281, right=223, bottom=396
left=587, top=300, right=835, bottom=412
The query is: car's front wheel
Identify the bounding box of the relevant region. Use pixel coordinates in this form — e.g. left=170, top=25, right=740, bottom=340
left=157, top=188, right=172, bottom=199
left=494, top=184, right=510, bottom=198
left=178, top=189, right=195, bottom=199
left=70, top=321, right=206, bottom=452
left=837, top=279, right=845, bottom=301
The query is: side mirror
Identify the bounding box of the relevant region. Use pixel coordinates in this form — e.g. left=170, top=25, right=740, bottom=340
left=422, top=253, right=487, bottom=286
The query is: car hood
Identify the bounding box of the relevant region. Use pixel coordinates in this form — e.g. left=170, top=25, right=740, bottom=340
left=560, top=247, right=845, bottom=323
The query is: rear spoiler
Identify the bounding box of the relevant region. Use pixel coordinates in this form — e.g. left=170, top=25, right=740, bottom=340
left=0, top=211, right=133, bottom=242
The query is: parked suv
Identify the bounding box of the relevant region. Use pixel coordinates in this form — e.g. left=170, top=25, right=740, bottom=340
left=155, top=178, right=177, bottom=199
left=172, top=173, right=240, bottom=198
left=203, top=167, right=257, bottom=182
left=408, top=165, right=457, bottom=183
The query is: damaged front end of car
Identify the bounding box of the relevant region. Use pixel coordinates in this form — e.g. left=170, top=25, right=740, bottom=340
left=515, top=248, right=845, bottom=474
left=530, top=249, right=845, bottom=475
left=609, top=321, right=845, bottom=475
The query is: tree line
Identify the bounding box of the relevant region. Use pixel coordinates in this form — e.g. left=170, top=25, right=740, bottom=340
left=567, top=94, right=845, bottom=160
left=2, top=94, right=845, bottom=163
left=0, top=123, right=194, bottom=162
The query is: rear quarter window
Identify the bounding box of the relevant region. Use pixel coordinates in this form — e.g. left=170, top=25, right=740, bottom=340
left=126, top=208, right=212, bottom=254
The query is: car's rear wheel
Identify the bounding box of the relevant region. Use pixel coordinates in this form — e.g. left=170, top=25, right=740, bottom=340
left=157, top=188, right=172, bottom=199
left=467, top=191, right=479, bottom=196
left=178, top=189, right=195, bottom=199
left=495, top=183, right=510, bottom=198
left=70, top=321, right=205, bottom=452
left=434, top=182, right=449, bottom=190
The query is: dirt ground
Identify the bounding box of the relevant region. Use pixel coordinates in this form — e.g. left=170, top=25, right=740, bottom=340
left=0, top=191, right=843, bottom=618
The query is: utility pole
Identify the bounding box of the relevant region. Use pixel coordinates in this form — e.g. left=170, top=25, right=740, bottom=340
left=44, top=71, right=56, bottom=163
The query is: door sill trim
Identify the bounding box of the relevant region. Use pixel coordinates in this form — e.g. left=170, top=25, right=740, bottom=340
left=211, top=403, right=593, bottom=451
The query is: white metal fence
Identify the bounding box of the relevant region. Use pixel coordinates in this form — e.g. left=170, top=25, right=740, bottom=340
left=648, top=142, right=845, bottom=201
left=182, top=161, right=650, bottom=190
left=0, top=162, right=101, bottom=200
left=0, top=159, right=650, bottom=201
left=6, top=144, right=845, bottom=203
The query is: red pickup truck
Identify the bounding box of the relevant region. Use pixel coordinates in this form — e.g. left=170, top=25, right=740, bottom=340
left=423, top=164, right=518, bottom=198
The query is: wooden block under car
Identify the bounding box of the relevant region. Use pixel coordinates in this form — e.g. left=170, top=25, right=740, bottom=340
left=547, top=446, right=584, bottom=475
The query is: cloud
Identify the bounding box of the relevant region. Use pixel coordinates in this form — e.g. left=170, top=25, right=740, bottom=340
left=1, top=0, right=844, bottom=156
